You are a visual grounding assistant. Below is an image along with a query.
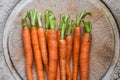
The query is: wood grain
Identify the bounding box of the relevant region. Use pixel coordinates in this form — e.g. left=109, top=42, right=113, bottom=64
left=0, top=0, right=120, bottom=80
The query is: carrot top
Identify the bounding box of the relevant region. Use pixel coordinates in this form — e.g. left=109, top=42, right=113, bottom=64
left=59, top=14, right=69, bottom=30
left=66, top=20, right=74, bottom=36
left=49, top=15, right=55, bottom=30
left=22, top=13, right=28, bottom=28
left=60, top=14, right=69, bottom=39
left=76, top=11, right=91, bottom=27
left=37, top=13, right=42, bottom=28
left=45, top=10, right=53, bottom=29
left=28, top=10, right=37, bottom=27
left=83, top=20, right=91, bottom=33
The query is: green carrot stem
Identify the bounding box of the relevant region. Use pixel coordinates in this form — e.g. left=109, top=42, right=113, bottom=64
left=22, top=13, right=28, bottom=28
left=76, top=11, right=91, bottom=27
left=22, top=18, right=27, bottom=28
left=37, top=13, right=42, bottom=28
left=60, top=23, right=66, bottom=39
left=49, top=15, right=55, bottom=30
left=83, top=20, right=91, bottom=33
left=62, top=14, right=70, bottom=23
left=29, top=10, right=37, bottom=27
left=45, top=10, right=53, bottom=29
left=59, top=14, right=69, bottom=30
left=66, top=20, right=74, bottom=35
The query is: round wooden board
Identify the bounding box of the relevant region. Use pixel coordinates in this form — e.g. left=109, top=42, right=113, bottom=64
left=3, top=0, right=119, bottom=80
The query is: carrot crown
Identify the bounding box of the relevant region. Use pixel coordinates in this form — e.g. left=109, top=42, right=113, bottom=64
left=28, top=10, right=37, bottom=27
left=83, top=20, right=91, bottom=33
left=22, top=13, right=28, bottom=27
left=60, top=14, right=69, bottom=39
left=59, top=14, right=69, bottom=30
left=37, top=13, right=42, bottom=28
left=49, top=15, right=55, bottom=30
left=45, top=10, right=53, bottom=29
left=66, top=20, right=74, bottom=36
left=76, top=11, right=91, bottom=27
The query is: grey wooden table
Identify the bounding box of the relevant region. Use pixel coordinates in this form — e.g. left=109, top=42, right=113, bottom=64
left=0, top=0, right=119, bottom=80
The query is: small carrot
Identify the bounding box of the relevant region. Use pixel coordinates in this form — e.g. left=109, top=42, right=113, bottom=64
left=37, top=13, right=48, bottom=74
left=80, top=20, right=92, bottom=80
left=47, top=14, right=58, bottom=80
left=22, top=14, right=34, bottom=80
left=66, top=20, right=74, bottom=80
left=57, top=14, right=69, bottom=80
left=29, top=10, right=44, bottom=80
left=73, top=11, right=91, bottom=80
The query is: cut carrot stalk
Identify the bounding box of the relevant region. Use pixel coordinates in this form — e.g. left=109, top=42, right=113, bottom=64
left=47, top=14, right=58, bottom=80
left=22, top=14, right=34, bottom=80
left=80, top=20, right=92, bottom=80
left=37, top=13, right=49, bottom=75
left=73, top=11, right=91, bottom=80
left=66, top=20, right=74, bottom=80
left=29, top=10, right=44, bottom=80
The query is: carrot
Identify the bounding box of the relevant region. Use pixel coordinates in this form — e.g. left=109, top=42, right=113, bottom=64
left=22, top=14, right=34, bottom=80
left=57, top=14, right=69, bottom=80
left=80, top=20, right=92, bottom=80
left=73, top=11, right=91, bottom=80
left=29, top=10, right=44, bottom=80
left=37, top=13, right=48, bottom=74
left=47, top=14, right=58, bottom=80
left=66, top=20, right=74, bottom=80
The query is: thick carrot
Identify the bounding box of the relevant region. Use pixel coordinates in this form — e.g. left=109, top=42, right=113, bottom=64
left=73, top=11, right=91, bottom=80
left=22, top=15, right=34, bottom=80
left=29, top=10, right=44, bottom=80
left=47, top=15, right=58, bottom=80
left=37, top=13, right=48, bottom=74
left=80, top=20, right=92, bottom=80
left=66, top=20, right=74, bottom=80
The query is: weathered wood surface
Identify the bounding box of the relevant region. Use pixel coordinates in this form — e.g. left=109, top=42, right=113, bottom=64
left=0, top=0, right=120, bottom=80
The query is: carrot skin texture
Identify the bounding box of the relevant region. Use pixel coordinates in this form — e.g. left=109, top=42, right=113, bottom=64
left=47, top=30, right=58, bottom=80
left=56, top=62, right=61, bottom=80
left=57, top=29, right=61, bottom=42
left=59, top=40, right=67, bottom=80
left=80, top=33, right=91, bottom=80
left=22, top=27, right=34, bottom=80
left=31, top=27, right=44, bottom=80
left=73, top=27, right=81, bottom=80
left=66, top=35, right=73, bottom=80
left=38, top=28, right=49, bottom=74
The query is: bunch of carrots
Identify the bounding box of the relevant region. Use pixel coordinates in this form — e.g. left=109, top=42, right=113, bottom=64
left=22, top=9, right=92, bottom=80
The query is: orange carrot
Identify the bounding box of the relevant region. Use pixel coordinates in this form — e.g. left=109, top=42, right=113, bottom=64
left=47, top=14, right=58, bottom=80
left=66, top=20, right=74, bottom=80
left=29, top=10, right=44, bottom=80
left=22, top=15, right=34, bottom=80
left=80, top=20, right=92, bottom=80
left=37, top=13, right=49, bottom=74
left=57, top=14, right=69, bottom=80
left=73, top=11, right=91, bottom=80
